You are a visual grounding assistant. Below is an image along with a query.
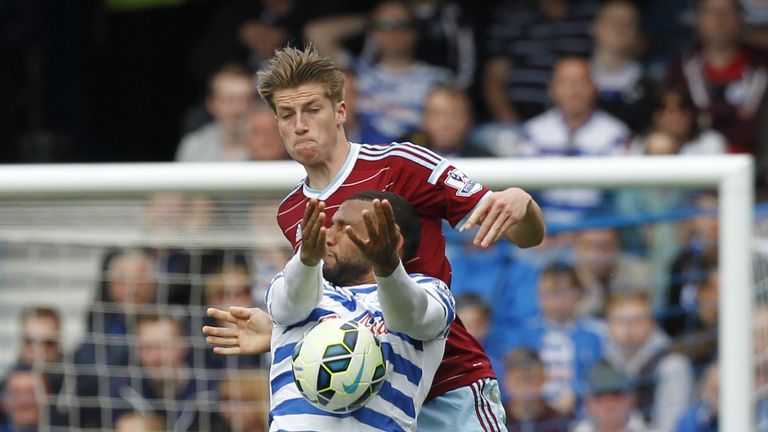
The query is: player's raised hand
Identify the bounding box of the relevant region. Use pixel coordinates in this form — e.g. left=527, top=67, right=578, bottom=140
left=203, top=306, right=273, bottom=355
left=461, top=187, right=543, bottom=248
left=346, top=199, right=401, bottom=277
left=299, top=199, right=327, bottom=266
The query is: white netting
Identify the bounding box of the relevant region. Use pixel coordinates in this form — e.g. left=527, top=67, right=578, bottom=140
left=0, top=157, right=755, bottom=431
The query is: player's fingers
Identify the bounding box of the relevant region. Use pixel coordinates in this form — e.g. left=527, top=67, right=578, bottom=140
left=317, top=227, right=326, bottom=251
left=345, top=225, right=367, bottom=250
left=229, top=306, right=253, bottom=319
left=207, top=308, right=237, bottom=324
left=474, top=203, right=502, bottom=247
left=361, top=209, right=378, bottom=240
left=461, top=196, right=494, bottom=231
left=202, top=326, right=239, bottom=338
left=484, top=213, right=512, bottom=246
left=213, top=346, right=243, bottom=356
left=491, top=212, right=519, bottom=244
left=380, top=199, right=396, bottom=241
left=302, top=199, right=317, bottom=226
left=206, top=335, right=239, bottom=347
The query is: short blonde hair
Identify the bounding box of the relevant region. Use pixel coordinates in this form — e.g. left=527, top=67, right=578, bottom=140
left=115, top=411, right=165, bottom=432
left=257, top=45, right=346, bottom=112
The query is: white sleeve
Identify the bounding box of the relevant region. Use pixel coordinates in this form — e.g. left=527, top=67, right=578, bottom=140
left=375, top=262, right=454, bottom=341
left=266, top=252, right=323, bottom=326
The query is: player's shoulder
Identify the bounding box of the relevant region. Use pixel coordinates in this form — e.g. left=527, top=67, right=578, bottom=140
left=357, top=142, right=447, bottom=171
left=277, top=180, right=306, bottom=210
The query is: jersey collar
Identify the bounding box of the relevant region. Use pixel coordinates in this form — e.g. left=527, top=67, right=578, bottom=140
left=303, top=142, right=361, bottom=200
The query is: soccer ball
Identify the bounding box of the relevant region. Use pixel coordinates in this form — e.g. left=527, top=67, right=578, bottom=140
left=291, top=318, right=387, bottom=413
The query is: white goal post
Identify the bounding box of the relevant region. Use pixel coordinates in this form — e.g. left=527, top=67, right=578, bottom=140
left=0, top=155, right=755, bottom=431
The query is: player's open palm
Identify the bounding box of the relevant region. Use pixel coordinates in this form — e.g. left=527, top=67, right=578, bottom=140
left=346, top=199, right=401, bottom=277
left=203, top=306, right=273, bottom=355
left=300, top=199, right=327, bottom=266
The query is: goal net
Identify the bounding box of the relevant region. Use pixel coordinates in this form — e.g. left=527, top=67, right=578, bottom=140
left=0, top=156, right=755, bottom=431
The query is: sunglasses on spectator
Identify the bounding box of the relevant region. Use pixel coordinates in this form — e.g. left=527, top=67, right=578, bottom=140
left=373, top=18, right=414, bottom=31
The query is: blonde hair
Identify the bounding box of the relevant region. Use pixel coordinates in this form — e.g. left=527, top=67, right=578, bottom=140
left=257, top=45, right=346, bottom=112
left=115, top=411, right=165, bottom=432
left=606, top=291, right=652, bottom=315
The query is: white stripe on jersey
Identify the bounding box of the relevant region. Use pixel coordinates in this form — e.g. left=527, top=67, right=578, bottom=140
left=278, top=195, right=310, bottom=217
left=358, top=151, right=439, bottom=171
left=397, top=142, right=445, bottom=164
left=427, top=159, right=450, bottom=185
left=267, top=276, right=454, bottom=432
left=359, top=143, right=442, bottom=167
left=361, top=142, right=444, bottom=165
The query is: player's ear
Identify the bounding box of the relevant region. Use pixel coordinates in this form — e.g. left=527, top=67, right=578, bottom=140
left=336, top=100, right=347, bottom=125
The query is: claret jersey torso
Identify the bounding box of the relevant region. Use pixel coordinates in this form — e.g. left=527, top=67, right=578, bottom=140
left=277, top=142, right=497, bottom=398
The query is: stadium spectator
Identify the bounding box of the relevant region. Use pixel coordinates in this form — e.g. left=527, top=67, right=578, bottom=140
left=518, top=57, right=631, bottom=224
left=356, top=1, right=453, bottom=143
left=305, top=0, right=475, bottom=88
left=446, top=233, right=539, bottom=357
left=502, top=348, right=572, bottom=432
left=506, top=261, right=604, bottom=415
left=187, top=0, right=307, bottom=87
left=589, top=0, right=652, bottom=134
left=109, top=313, right=218, bottom=431
left=216, top=370, right=269, bottom=432
left=202, top=264, right=262, bottom=370
left=674, top=363, right=718, bottom=432
left=455, top=293, right=491, bottom=345
left=671, top=268, right=719, bottom=374
left=1, top=367, right=49, bottom=431
left=403, top=83, right=495, bottom=157
left=114, top=411, right=165, bottom=432
left=573, top=361, right=650, bottom=432
left=452, top=292, right=512, bottom=378
left=614, top=132, right=694, bottom=291
left=13, top=307, right=64, bottom=395
left=71, top=249, right=159, bottom=428
left=176, top=64, right=255, bottom=162
left=246, top=104, right=288, bottom=161
left=631, top=83, right=726, bottom=156
left=329, top=0, right=453, bottom=144
left=603, top=292, right=694, bottom=431
left=483, top=0, right=599, bottom=123
left=573, top=228, right=653, bottom=316
left=667, top=0, right=768, bottom=155
left=664, top=192, right=719, bottom=337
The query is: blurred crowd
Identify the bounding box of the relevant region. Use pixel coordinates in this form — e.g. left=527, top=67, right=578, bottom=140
left=2, top=0, right=768, bottom=430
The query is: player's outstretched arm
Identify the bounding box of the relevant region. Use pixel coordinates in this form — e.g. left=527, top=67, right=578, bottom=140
left=269, top=199, right=327, bottom=325
left=348, top=199, right=451, bottom=340
left=203, top=306, right=273, bottom=355
left=461, top=187, right=545, bottom=248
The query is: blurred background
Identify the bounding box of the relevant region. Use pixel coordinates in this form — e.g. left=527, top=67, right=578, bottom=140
left=2, top=0, right=768, bottom=431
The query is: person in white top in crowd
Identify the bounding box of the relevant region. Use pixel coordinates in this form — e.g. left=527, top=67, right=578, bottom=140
left=518, top=57, right=631, bottom=224
left=176, top=64, right=255, bottom=162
